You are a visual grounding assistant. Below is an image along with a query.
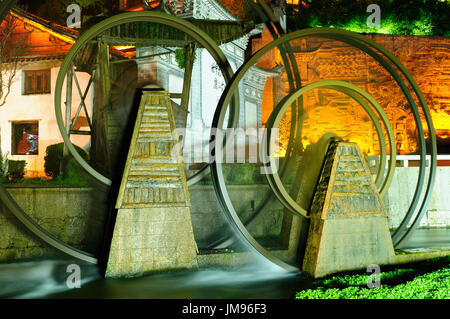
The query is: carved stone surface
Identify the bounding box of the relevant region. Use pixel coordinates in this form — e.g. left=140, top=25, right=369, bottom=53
left=116, top=92, right=190, bottom=208
left=311, top=143, right=386, bottom=219
left=252, top=34, right=450, bottom=155
left=302, top=142, right=395, bottom=278
left=106, top=91, right=198, bottom=278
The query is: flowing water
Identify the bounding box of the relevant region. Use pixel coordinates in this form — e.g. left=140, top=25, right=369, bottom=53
left=0, top=260, right=310, bottom=299
left=0, top=229, right=448, bottom=299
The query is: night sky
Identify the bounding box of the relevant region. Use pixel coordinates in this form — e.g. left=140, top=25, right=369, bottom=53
left=16, top=0, right=46, bottom=13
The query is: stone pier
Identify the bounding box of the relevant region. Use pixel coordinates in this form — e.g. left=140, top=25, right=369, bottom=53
left=302, top=142, right=395, bottom=278
left=105, top=90, right=198, bottom=278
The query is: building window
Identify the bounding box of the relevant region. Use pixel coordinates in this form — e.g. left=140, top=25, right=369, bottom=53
left=23, top=70, right=51, bottom=95
left=11, top=121, right=39, bottom=155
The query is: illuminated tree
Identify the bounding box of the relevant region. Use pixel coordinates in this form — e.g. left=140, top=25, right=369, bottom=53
left=0, top=14, right=26, bottom=107
left=0, top=13, right=28, bottom=161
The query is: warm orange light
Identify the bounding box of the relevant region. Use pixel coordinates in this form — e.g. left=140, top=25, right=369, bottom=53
left=126, top=6, right=145, bottom=11
left=269, top=99, right=450, bottom=157
left=430, top=109, right=450, bottom=134
left=9, top=11, right=76, bottom=44
left=113, top=45, right=136, bottom=51
left=147, top=0, right=161, bottom=8
left=264, top=89, right=425, bottom=157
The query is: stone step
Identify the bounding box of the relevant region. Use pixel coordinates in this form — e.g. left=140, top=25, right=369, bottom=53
left=142, top=118, right=170, bottom=124
left=127, top=175, right=181, bottom=182
left=129, top=164, right=180, bottom=171
left=140, top=122, right=171, bottom=128
left=130, top=168, right=179, bottom=174
left=131, top=157, right=178, bottom=165
left=125, top=182, right=183, bottom=189
left=121, top=187, right=186, bottom=204
left=139, top=127, right=172, bottom=133
left=137, top=136, right=174, bottom=142
left=144, top=104, right=166, bottom=110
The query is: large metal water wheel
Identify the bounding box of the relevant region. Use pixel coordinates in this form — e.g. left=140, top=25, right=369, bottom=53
left=0, top=11, right=239, bottom=264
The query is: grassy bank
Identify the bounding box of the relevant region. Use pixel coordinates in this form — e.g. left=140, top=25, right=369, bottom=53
left=296, top=257, right=450, bottom=299
left=0, top=175, right=90, bottom=187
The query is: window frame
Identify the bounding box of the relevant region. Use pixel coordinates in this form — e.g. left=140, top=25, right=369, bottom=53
left=22, top=69, right=51, bottom=95
left=10, top=121, right=40, bottom=156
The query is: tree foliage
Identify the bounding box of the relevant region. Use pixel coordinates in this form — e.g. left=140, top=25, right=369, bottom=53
left=44, top=142, right=88, bottom=179
left=287, top=0, right=450, bottom=36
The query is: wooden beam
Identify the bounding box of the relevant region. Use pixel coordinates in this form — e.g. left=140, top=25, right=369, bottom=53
left=70, top=70, right=95, bottom=131
left=62, top=66, right=73, bottom=173
left=69, top=130, right=91, bottom=135
left=72, top=70, right=93, bottom=131
left=99, top=40, right=111, bottom=107
left=109, top=49, right=174, bottom=64
left=169, top=93, right=183, bottom=99
left=89, top=40, right=112, bottom=176
left=180, top=43, right=196, bottom=113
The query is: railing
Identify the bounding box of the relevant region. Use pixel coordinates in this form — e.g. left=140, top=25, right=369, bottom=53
left=366, top=154, right=450, bottom=168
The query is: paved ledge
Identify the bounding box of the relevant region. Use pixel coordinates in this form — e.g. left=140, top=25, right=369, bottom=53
left=392, top=248, right=450, bottom=265
left=196, top=247, right=450, bottom=272
left=197, top=249, right=289, bottom=269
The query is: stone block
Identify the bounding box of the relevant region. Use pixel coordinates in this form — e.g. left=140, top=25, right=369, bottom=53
left=302, top=142, right=395, bottom=278
left=106, top=92, right=198, bottom=278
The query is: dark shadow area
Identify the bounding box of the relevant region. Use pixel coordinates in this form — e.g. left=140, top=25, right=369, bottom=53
left=97, top=88, right=146, bottom=276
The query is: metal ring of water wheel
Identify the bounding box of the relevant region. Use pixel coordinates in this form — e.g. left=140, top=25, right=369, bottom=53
left=261, top=80, right=396, bottom=219
left=0, top=11, right=239, bottom=264
left=210, top=28, right=437, bottom=272
left=54, top=11, right=239, bottom=187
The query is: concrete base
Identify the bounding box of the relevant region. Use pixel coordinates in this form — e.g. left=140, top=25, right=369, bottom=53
left=106, top=207, right=198, bottom=278
left=303, top=215, right=395, bottom=278
left=302, top=142, right=395, bottom=278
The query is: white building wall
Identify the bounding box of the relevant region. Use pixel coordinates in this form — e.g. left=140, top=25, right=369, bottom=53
left=0, top=60, right=92, bottom=178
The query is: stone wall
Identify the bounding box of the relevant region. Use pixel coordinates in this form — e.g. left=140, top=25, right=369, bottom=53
left=189, top=167, right=450, bottom=246
left=383, top=167, right=450, bottom=229
left=0, top=166, right=448, bottom=262
left=252, top=32, right=450, bottom=155
left=0, top=187, right=108, bottom=262
left=189, top=184, right=285, bottom=247
left=0, top=184, right=285, bottom=262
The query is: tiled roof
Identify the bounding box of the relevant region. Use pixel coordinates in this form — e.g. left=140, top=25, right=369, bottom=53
left=11, top=7, right=79, bottom=40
